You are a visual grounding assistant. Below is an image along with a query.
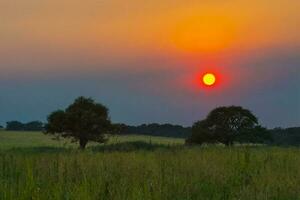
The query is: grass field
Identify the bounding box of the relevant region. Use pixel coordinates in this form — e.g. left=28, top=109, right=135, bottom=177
left=0, top=131, right=184, bottom=150
left=0, top=131, right=300, bottom=199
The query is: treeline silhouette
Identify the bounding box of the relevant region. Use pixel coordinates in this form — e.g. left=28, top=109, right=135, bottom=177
left=117, top=123, right=191, bottom=138
left=5, top=121, right=44, bottom=131
left=1, top=122, right=300, bottom=146
left=115, top=123, right=300, bottom=146
left=271, top=127, right=300, bottom=146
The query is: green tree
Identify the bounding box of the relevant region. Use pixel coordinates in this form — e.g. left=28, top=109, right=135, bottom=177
left=235, top=125, right=273, bottom=144
left=24, top=121, right=44, bottom=131
left=45, top=96, right=113, bottom=149
left=6, top=121, right=24, bottom=131
left=186, top=106, right=270, bottom=146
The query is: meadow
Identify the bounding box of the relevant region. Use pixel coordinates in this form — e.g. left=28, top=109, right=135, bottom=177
left=0, top=130, right=300, bottom=200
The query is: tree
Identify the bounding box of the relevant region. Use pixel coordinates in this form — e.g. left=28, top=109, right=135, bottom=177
left=5, top=121, right=44, bottom=131
left=6, top=121, right=24, bottom=131
left=235, top=125, right=273, bottom=144
left=112, top=123, right=128, bottom=135
left=45, top=97, right=113, bottom=149
left=186, top=106, right=270, bottom=146
left=270, top=127, right=300, bottom=146
left=119, top=123, right=191, bottom=138
left=24, top=121, right=44, bottom=131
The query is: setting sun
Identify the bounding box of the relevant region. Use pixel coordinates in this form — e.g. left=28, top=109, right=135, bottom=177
left=203, top=73, right=216, bottom=86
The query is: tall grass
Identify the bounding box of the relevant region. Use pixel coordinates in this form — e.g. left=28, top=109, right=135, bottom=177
left=1, top=146, right=300, bottom=200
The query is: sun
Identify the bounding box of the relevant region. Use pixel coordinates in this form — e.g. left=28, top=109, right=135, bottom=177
left=203, top=73, right=216, bottom=86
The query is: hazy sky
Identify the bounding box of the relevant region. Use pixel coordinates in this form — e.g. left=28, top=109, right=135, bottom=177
left=0, top=0, right=299, bottom=127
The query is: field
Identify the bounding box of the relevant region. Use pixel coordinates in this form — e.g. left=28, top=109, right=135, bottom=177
left=0, top=131, right=300, bottom=199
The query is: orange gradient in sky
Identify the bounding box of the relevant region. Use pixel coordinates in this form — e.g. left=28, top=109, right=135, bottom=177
left=170, top=15, right=236, bottom=53
left=1, top=0, right=300, bottom=74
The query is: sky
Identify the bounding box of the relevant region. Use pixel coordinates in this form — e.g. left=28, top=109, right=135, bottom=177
left=0, top=0, right=299, bottom=128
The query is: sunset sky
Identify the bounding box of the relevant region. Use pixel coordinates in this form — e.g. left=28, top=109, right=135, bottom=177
left=0, top=0, right=299, bottom=127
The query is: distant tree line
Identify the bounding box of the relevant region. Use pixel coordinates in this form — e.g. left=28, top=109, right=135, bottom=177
left=116, top=111, right=300, bottom=147
left=6, top=121, right=44, bottom=131
left=116, top=123, right=191, bottom=138
left=116, top=124, right=300, bottom=146
left=270, top=127, right=300, bottom=146
left=1, top=96, right=299, bottom=148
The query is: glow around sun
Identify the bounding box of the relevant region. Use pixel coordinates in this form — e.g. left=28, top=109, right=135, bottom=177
left=203, top=73, right=216, bottom=86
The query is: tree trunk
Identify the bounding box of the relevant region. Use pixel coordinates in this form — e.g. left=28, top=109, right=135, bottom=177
left=79, top=138, right=88, bottom=149
left=224, top=140, right=234, bottom=146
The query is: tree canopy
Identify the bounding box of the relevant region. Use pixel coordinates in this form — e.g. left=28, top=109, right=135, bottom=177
left=6, top=121, right=24, bottom=131
left=186, top=106, right=271, bottom=146
left=6, top=121, right=44, bottom=131
left=117, top=123, right=191, bottom=138
left=45, top=96, right=113, bottom=149
left=271, top=127, right=300, bottom=146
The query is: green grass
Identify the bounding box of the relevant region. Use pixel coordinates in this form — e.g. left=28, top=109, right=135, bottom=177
left=0, top=131, right=71, bottom=149
left=0, top=131, right=184, bottom=150
left=0, top=131, right=300, bottom=199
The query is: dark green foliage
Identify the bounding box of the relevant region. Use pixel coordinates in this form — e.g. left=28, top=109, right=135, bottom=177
left=187, top=106, right=271, bottom=145
left=112, top=123, right=128, bottom=134
left=6, top=121, right=24, bottom=130
left=45, top=110, right=66, bottom=133
left=6, top=121, right=44, bottom=131
left=119, top=123, right=191, bottom=138
left=45, top=96, right=113, bottom=149
left=186, top=120, right=216, bottom=145
left=0, top=125, right=3, bottom=129
left=271, top=127, right=300, bottom=146
left=24, top=121, right=44, bottom=131
left=236, top=125, right=273, bottom=144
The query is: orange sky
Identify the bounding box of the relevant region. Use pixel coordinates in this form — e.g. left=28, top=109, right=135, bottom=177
left=1, top=0, right=300, bottom=65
